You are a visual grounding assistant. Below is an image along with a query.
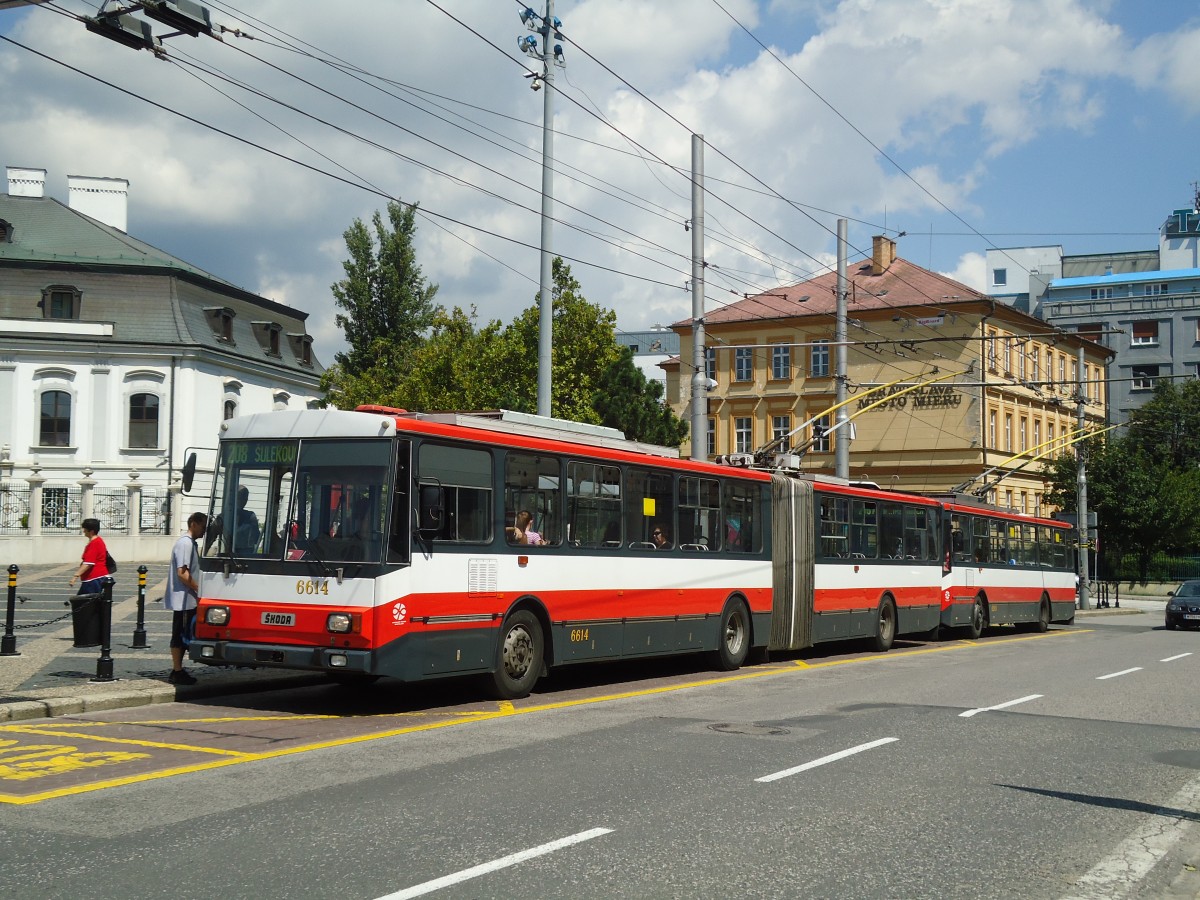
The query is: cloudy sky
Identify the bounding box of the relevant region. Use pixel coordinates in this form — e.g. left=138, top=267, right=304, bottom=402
left=2, top=0, right=1198, bottom=362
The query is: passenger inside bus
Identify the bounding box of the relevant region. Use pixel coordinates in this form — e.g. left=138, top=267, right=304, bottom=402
left=507, top=510, right=544, bottom=546
left=651, top=524, right=672, bottom=549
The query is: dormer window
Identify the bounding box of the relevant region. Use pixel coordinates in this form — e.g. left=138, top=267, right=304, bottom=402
left=41, top=285, right=81, bottom=320
left=251, top=321, right=283, bottom=357
left=288, top=333, right=314, bottom=367
left=204, top=306, right=236, bottom=343
left=0, top=218, right=11, bottom=243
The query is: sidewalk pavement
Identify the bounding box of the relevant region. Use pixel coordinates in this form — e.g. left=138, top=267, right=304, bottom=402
left=0, top=560, right=324, bottom=723
left=1, top=560, right=1166, bottom=723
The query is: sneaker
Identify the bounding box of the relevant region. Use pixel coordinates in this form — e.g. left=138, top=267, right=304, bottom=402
left=168, top=669, right=197, bottom=686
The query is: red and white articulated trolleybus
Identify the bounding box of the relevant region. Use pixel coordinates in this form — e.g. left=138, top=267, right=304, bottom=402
left=940, top=495, right=1077, bottom=638
left=188, top=407, right=1066, bottom=698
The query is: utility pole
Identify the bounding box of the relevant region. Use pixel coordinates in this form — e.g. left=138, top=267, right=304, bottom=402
left=689, top=135, right=707, bottom=459
left=1076, top=343, right=1091, bottom=610
left=518, top=2, right=563, bottom=418
left=834, top=219, right=849, bottom=479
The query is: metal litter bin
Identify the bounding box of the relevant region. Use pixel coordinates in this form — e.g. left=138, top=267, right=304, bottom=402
left=69, top=593, right=102, bottom=648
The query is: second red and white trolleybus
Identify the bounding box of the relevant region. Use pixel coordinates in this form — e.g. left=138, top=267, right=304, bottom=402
left=189, top=407, right=1076, bottom=698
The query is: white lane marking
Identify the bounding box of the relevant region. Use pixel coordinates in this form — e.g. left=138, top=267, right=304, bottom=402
left=1161, top=652, right=1193, bottom=663
left=377, top=827, right=613, bottom=899
left=755, top=737, right=898, bottom=783
left=1060, top=774, right=1200, bottom=900
left=1096, top=667, right=1143, bottom=680
left=959, top=694, right=1044, bottom=718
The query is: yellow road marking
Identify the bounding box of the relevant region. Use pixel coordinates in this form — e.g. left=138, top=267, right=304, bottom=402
left=0, top=626, right=1089, bottom=804
left=0, top=727, right=255, bottom=758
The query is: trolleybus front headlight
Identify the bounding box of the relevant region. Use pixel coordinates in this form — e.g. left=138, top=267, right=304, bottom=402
left=327, top=613, right=353, bottom=633
left=205, top=606, right=230, bottom=626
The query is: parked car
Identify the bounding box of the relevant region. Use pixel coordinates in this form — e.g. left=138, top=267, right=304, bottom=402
left=1165, top=580, right=1200, bottom=630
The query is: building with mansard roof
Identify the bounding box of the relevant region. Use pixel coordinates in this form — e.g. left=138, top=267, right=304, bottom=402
left=0, top=166, right=323, bottom=562
left=665, top=236, right=1111, bottom=514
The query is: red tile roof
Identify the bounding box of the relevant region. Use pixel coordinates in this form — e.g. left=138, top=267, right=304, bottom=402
left=676, top=255, right=988, bottom=327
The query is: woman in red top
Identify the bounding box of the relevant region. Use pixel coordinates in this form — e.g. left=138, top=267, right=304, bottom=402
left=69, top=518, right=110, bottom=595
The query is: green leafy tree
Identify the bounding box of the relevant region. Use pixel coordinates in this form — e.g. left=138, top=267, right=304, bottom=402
left=1042, top=381, right=1200, bottom=579
left=505, top=258, right=621, bottom=423
left=322, top=201, right=437, bottom=402
left=593, top=347, right=688, bottom=446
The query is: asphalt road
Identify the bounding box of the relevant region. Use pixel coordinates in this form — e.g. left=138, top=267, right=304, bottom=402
left=2, top=614, right=1198, bottom=899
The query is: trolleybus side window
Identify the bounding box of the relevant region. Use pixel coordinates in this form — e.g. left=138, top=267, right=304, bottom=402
left=971, top=516, right=990, bottom=563
left=819, top=495, right=850, bottom=558
left=1020, top=524, right=1038, bottom=566
left=504, top=453, right=561, bottom=547
left=627, top=467, right=673, bottom=549
left=725, top=481, right=762, bottom=553
left=988, top=519, right=1007, bottom=564
left=1050, top=527, right=1068, bottom=569
left=951, top=513, right=971, bottom=562
left=388, top=440, right=411, bottom=562
left=678, top=476, right=721, bottom=551
left=566, top=461, right=621, bottom=548
left=880, top=502, right=904, bottom=558
left=417, top=443, right=492, bottom=543
left=905, top=506, right=934, bottom=560
left=850, top=500, right=878, bottom=558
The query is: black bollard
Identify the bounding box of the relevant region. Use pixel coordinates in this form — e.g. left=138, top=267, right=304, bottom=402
left=1, top=564, right=19, bottom=657
left=91, top=577, right=116, bottom=683
left=132, top=564, right=149, bottom=649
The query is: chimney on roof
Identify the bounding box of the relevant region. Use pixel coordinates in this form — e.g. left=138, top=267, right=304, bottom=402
left=67, top=174, right=129, bottom=232
left=871, top=234, right=896, bottom=275
left=6, top=167, right=46, bottom=198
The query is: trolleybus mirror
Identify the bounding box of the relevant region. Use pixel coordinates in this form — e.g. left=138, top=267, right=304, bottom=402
left=181, top=452, right=197, bottom=493
left=417, top=484, right=444, bottom=533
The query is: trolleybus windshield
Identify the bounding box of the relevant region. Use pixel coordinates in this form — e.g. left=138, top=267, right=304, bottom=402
left=204, top=438, right=393, bottom=563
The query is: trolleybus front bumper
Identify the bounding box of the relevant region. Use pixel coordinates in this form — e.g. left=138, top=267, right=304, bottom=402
left=190, top=639, right=373, bottom=674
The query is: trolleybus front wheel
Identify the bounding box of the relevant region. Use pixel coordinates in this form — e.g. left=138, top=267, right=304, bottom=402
left=486, top=609, right=544, bottom=700
left=711, top=600, right=750, bottom=671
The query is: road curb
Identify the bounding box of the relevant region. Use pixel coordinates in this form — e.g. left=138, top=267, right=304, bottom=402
left=0, top=672, right=329, bottom=723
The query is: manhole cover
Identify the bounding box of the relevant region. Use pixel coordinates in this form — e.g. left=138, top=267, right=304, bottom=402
left=708, top=722, right=790, bottom=737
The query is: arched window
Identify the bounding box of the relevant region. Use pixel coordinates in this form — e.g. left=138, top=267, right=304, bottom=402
left=129, top=393, right=159, bottom=448
left=223, top=399, right=237, bottom=421
left=40, top=390, right=71, bottom=446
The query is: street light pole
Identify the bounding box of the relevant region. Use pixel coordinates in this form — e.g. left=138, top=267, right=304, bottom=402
left=689, top=135, right=707, bottom=459
left=1076, top=343, right=1091, bottom=610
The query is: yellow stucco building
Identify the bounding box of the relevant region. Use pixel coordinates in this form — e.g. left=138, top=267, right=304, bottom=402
left=666, top=237, right=1111, bottom=515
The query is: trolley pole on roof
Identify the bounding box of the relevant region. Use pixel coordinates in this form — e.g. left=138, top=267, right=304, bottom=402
left=835, top=219, right=850, bottom=479
left=689, top=134, right=708, bottom=459
left=1076, top=343, right=1091, bottom=610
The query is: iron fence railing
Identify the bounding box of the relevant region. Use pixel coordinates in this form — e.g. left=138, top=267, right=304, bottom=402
left=0, top=483, right=31, bottom=534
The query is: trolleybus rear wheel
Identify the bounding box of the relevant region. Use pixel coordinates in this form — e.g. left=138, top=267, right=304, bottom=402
left=712, top=600, right=750, bottom=671
left=872, top=596, right=897, bottom=652
left=966, top=594, right=987, bottom=640
left=1033, top=595, right=1051, bottom=633
left=486, top=609, right=543, bottom=700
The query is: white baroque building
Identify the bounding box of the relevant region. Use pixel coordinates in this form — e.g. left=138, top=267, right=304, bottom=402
left=0, top=166, right=324, bottom=563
